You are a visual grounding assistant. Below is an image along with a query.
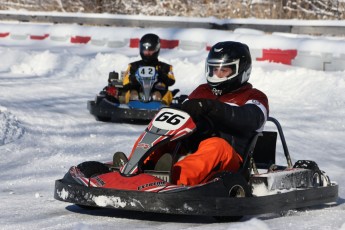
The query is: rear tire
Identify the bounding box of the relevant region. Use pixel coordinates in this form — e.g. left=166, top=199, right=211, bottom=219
left=293, top=160, right=324, bottom=187
left=213, top=172, right=251, bottom=222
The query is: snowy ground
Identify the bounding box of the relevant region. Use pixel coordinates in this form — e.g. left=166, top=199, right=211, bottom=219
left=0, top=23, right=344, bottom=230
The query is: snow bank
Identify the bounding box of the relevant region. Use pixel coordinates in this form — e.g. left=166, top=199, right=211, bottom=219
left=0, top=106, right=24, bottom=145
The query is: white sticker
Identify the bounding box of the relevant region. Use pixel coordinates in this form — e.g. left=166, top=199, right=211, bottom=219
left=152, top=108, right=190, bottom=130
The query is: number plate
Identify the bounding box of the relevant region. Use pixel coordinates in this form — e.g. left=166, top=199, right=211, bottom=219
left=152, top=108, right=190, bottom=130
left=137, top=66, right=156, bottom=78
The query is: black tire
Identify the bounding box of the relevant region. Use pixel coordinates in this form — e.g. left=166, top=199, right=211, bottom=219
left=77, top=161, right=110, bottom=178
left=213, top=172, right=251, bottom=222
left=64, top=161, right=109, bottom=210
left=61, top=161, right=110, bottom=184
left=293, top=160, right=323, bottom=187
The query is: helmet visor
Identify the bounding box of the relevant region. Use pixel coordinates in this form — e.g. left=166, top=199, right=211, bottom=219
left=141, top=42, right=160, bottom=52
left=206, top=59, right=240, bottom=84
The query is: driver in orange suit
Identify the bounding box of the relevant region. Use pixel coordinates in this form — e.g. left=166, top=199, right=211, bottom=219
left=134, top=41, right=268, bottom=186
left=172, top=41, right=269, bottom=185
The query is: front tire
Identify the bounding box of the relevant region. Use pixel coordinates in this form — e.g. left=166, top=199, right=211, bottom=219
left=76, top=161, right=111, bottom=178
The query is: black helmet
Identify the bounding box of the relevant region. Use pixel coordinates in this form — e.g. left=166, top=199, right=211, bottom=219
left=139, top=33, right=160, bottom=63
left=206, top=41, right=252, bottom=95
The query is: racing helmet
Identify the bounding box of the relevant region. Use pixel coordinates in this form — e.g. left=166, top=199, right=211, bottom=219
left=206, top=41, right=252, bottom=95
left=139, top=33, right=160, bottom=63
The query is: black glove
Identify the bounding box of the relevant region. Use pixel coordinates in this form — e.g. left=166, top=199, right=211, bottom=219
left=181, top=99, right=214, bottom=122
left=154, top=82, right=166, bottom=90
left=181, top=100, right=217, bottom=152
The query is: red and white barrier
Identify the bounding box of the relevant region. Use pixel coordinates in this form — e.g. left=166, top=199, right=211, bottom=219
left=0, top=27, right=344, bottom=71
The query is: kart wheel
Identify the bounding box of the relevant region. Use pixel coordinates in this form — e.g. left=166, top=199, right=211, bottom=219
left=77, top=161, right=110, bottom=178
left=64, top=162, right=109, bottom=210
left=293, top=160, right=328, bottom=187
left=319, top=171, right=331, bottom=186
left=311, top=170, right=322, bottom=187
left=311, top=170, right=330, bottom=187
left=228, top=184, right=247, bottom=198
left=213, top=172, right=250, bottom=222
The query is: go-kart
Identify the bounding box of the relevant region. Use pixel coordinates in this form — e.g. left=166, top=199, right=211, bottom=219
left=87, top=68, right=185, bottom=123
left=54, top=108, right=338, bottom=221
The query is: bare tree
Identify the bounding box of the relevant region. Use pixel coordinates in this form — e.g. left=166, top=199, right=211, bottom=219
left=0, top=0, right=344, bottom=19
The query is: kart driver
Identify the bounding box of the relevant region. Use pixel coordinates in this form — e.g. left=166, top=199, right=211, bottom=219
left=171, top=41, right=269, bottom=185
left=121, top=41, right=268, bottom=186
left=122, top=33, right=175, bottom=105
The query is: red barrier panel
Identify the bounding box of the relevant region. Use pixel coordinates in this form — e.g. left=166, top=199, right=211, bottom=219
left=130, top=38, right=140, bottom=48
left=70, top=36, right=91, bottom=44
left=30, top=34, right=49, bottom=40
left=130, top=38, right=179, bottom=49
left=256, top=49, right=298, bottom=65
left=0, top=32, right=10, bottom=38
left=160, top=39, right=179, bottom=49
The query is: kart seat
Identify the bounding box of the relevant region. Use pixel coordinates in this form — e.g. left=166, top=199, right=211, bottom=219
left=252, top=131, right=277, bottom=169
left=240, top=116, right=291, bottom=180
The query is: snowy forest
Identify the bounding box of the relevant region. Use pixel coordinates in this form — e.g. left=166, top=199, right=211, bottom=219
left=0, top=0, right=344, bottom=20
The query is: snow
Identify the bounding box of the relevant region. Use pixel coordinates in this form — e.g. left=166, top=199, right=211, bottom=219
left=0, top=21, right=344, bottom=230
left=92, top=196, right=127, bottom=208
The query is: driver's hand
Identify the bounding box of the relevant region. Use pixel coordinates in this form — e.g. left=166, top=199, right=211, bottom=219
left=154, top=82, right=166, bottom=90
left=181, top=99, right=214, bottom=121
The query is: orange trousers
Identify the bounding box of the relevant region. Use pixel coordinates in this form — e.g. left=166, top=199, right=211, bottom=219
left=172, top=137, right=243, bottom=186
left=135, top=136, right=243, bottom=186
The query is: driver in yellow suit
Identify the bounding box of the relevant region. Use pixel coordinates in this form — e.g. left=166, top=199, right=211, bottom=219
left=122, top=33, right=175, bottom=105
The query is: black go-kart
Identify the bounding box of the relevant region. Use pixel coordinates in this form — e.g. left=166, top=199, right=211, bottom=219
left=87, top=69, right=185, bottom=124
left=55, top=108, right=338, bottom=221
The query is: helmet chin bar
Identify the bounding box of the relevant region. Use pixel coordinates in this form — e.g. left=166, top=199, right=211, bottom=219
left=207, top=72, right=239, bottom=84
